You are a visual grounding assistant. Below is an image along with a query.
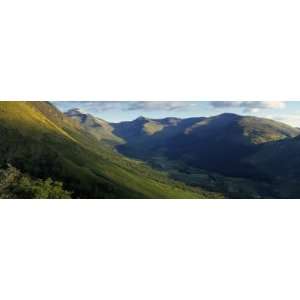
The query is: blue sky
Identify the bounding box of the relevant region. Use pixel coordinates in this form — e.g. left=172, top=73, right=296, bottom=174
left=52, top=101, right=300, bottom=126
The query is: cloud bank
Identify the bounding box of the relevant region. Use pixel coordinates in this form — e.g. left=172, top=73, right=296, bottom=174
left=55, top=101, right=197, bottom=112
left=209, top=101, right=286, bottom=113
left=126, top=101, right=197, bottom=111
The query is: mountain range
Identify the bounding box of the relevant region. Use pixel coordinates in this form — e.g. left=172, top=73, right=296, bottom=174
left=65, top=107, right=300, bottom=198
left=0, top=101, right=217, bottom=198
left=1, top=101, right=300, bottom=198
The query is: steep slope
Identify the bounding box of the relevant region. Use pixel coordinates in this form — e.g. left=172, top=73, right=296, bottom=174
left=245, top=135, right=300, bottom=197
left=0, top=101, right=218, bottom=198
left=64, top=108, right=123, bottom=146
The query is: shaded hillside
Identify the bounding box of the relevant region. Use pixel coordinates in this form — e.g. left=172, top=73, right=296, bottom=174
left=112, top=116, right=205, bottom=159
left=245, top=135, right=300, bottom=197
left=0, top=101, right=220, bottom=199
left=112, top=113, right=299, bottom=178
left=112, top=113, right=300, bottom=198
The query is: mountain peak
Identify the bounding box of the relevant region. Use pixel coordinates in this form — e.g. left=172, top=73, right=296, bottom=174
left=65, top=108, right=87, bottom=116
left=217, top=113, right=239, bottom=118
left=134, top=116, right=150, bottom=122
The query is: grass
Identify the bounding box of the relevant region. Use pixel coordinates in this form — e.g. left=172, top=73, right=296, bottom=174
left=0, top=101, right=220, bottom=199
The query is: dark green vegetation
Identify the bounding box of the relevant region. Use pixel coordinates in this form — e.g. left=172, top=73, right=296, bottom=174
left=246, top=135, right=300, bottom=198
left=66, top=109, right=300, bottom=198
left=0, top=101, right=219, bottom=199
left=0, top=165, right=71, bottom=199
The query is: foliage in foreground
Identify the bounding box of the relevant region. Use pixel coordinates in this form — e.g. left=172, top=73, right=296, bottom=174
left=0, top=165, right=72, bottom=199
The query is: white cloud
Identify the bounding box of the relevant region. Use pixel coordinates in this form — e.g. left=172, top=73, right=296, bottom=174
left=210, top=101, right=286, bottom=113
left=126, top=101, right=197, bottom=111
left=55, top=101, right=198, bottom=112
left=272, top=114, right=300, bottom=127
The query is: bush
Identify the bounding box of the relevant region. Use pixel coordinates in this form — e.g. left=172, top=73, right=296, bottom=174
left=0, top=164, right=72, bottom=199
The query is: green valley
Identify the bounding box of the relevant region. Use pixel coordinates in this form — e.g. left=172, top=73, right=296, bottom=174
left=0, top=101, right=220, bottom=199
left=65, top=108, right=300, bottom=198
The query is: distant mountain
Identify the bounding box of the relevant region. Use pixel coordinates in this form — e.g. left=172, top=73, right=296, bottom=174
left=163, top=113, right=300, bottom=176
left=110, top=113, right=300, bottom=198
left=245, top=135, right=300, bottom=197
left=113, top=116, right=205, bottom=139
left=111, top=113, right=299, bottom=177
left=0, top=101, right=219, bottom=199
left=66, top=108, right=300, bottom=176
left=111, top=116, right=205, bottom=159
left=65, top=108, right=123, bottom=146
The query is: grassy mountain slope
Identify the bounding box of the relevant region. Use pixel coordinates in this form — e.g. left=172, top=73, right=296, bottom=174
left=0, top=101, right=219, bottom=198
left=64, top=108, right=124, bottom=146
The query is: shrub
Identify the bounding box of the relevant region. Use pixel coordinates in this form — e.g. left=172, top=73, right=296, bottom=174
left=0, top=164, right=72, bottom=199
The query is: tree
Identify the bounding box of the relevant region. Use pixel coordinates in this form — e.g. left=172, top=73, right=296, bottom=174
left=0, top=164, right=20, bottom=198
left=0, top=164, right=72, bottom=199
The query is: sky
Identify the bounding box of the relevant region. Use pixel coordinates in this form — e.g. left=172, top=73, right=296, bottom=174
left=52, top=101, right=300, bottom=127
